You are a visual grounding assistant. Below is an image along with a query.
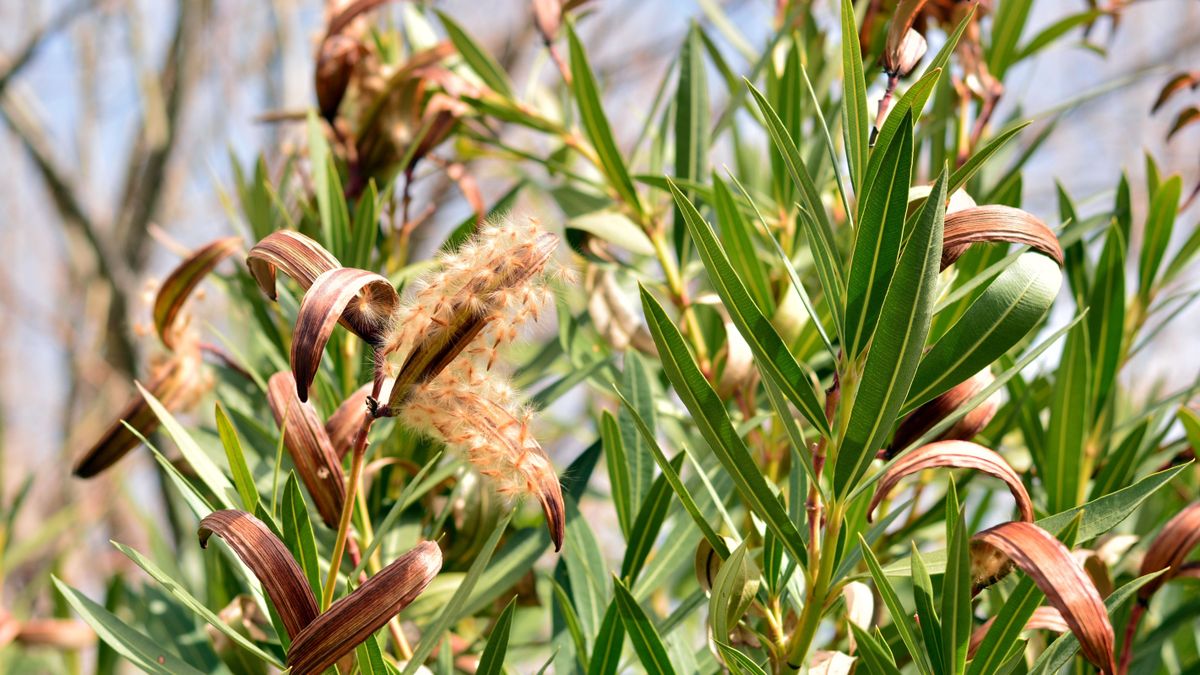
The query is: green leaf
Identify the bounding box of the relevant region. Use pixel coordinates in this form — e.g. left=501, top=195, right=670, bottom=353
left=613, top=577, right=677, bottom=675
left=850, top=624, right=901, bottom=675
left=138, top=383, right=236, bottom=509
left=1012, top=10, right=1105, bottom=63
left=587, top=601, right=625, bottom=675
left=566, top=22, right=643, bottom=214
left=215, top=402, right=258, bottom=511
left=1044, top=321, right=1091, bottom=513
left=563, top=500, right=609, bottom=641
left=613, top=387, right=732, bottom=561
left=712, top=175, right=774, bottom=312
left=987, top=0, right=1034, bottom=79
left=355, top=633, right=389, bottom=675
left=1138, top=175, right=1182, bottom=298
left=835, top=168, right=946, bottom=495
left=670, top=181, right=829, bottom=435
left=949, top=122, right=1030, bottom=195
left=281, top=473, right=322, bottom=598
left=904, top=252, right=1061, bottom=411
left=601, top=410, right=634, bottom=540
left=621, top=453, right=684, bottom=585
left=746, top=82, right=844, bottom=336
left=551, top=580, right=590, bottom=673
left=112, top=542, right=284, bottom=667
left=1027, top=571, right=1166, bottom=675
left=402, top=510, right=513, bottom=675
left=1087, top=226, right=1126, bottom=416
left=55, top=577, right=207, bottom=675
left=619, top=351, right=658, bottom=517
left=941, top=484, right=970, bottom=675
left=845, top=112, right=914, bottom=358
left=910, top=545, right=944, bottom=670
left=716, top=642, right=771, bottom=675
left=640, top=285, right=809, bottom=568
left=841, top=0, right=869, bottom=193
left=672, top=24, right=709, bottom=263
left=568, top=210, right=655, bottom=256
left=860, top=535, right=932, bottom=675
left=476, top=598, right=517, bottom=675
left=436, top=10, right=513, bottom=98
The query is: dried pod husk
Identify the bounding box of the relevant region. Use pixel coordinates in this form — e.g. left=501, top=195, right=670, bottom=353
left=695, top=536, right=737, bottom=591
left=153, top=236, right=242, bottom=350
left=326, top=383, right=372, bottom=458
left=291, top=267, right=398, bottom=400
left=890, top=370, right=998, bottom=453
left=869, top=440, right=1033, bottom=523
left=883, top=0, right=929, bottom=71
left=1136, top=500, right=1200, bottom=601
left=810, top=650, right=856, bottom=675
left=585, top=266, right=655, bottom=354
left=969, top=606, right=1069, bottom=657
left=969, top=538, right=1016, bottom=592
left=1167, top=106, right=1200, bottom=141
left=246, top=230, right=340, bottom=299
left=1073, top=548, right=1116, bottom=598
left=73, top=347, right=206, bottom=478
left=973, top=521, right=1116, bottom=674
left=842, top=581, right=874, bottom=652
left=4, top=618, right=95, bottom=651
left=315, top=33, right=362, bottom=122
left=198, top=510, right=319, bottom=640
left=884, top=28, right=927, bottom=77
left=206, top=596, right=271, bottom=675
left=444, top=471, right=503, bottom=562
left=266, top=372, right=347, bottom=528
left=715, top=318, right=756, bottom=400
left=286, top=541, right=442, bottom=675
left=941, top=205, right=1064, bottom=269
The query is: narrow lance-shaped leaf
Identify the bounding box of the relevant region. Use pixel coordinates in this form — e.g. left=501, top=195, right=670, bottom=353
left=860, top=534, right=933, bottom=675
left=841, top=0, right=869, bottom=193
left=845, top=111, right=914, bottom=358
left=941, top=483, right=971, bottom=675
left=1044, top=322, right=1091, bottom=514
left=868, top=440, right=1034, bottom=524
left=835, top=168, right=947, bottom=495
left=198, top=510, right=319, bottom=640
left=670, top=180, right=829, bottom=435
left=153, top=236, right=242, bottom=349
left=1087, top=226, right=1126, bottom=416
left=1138, top=174, right=1182, bottom=298
left=972, top=521, right=1116, bottom=674
left=672, top=24, right=709, bottom=263
left=639, top=285, right=809, bottom=568
left=287, top=542, right=442, bottom=675
left=475, top=598, right=517, bottom=675
left=613, top=577, right=677, bottom=675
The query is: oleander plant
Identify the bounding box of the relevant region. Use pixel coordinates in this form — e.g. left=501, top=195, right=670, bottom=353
left=10, top=1, right=1200, bottom=674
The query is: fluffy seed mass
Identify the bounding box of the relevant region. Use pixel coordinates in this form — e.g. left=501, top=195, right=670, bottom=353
left=382, top=217, right=566, bottom=549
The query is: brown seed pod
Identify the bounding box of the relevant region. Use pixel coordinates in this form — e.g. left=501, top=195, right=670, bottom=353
left=941, top=205, right=1064, bottom=269
left=1136, top=500, right=1200, bottom=601
left=153, top=236, right=242, bottom=350
left=890, top=370, right=998, bottom=453
left=266, top=372, right=347, bottom=529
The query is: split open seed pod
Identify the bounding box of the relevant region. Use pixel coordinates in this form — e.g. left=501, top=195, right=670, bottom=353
left=198, top=510, right=319, bottom=639
left=890, top=370, right=998, bottom=454
left=72, top=348, right=205, bottom=477
left=868, top=440, right=1033, bottom=524
left=1136, top=500, right=1200, bottom=601
left=973, top=521, right=1117, bottom=674
left=286, top=541, right=442, bottom=675
left=266, top=372, right=347, bottom=528
left=941, top=205, right=1064, bottom=270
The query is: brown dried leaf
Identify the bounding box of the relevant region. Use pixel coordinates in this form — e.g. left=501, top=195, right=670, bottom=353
left=868, top=440, right=1033, bottom=523
left=891, top=370, right=998, bottom=454
left=1151, top=71, right=1200, bottom=113
left=246, top=231, right=340, bottom=300
left=974, top=521, right=1116, bottom=674
left=941, top=205, right=1064, bottom=269
left=153, top=236, right=242, bottom=350
left=267, top=372, right=347, bottom=528
left=73, top=351, right=204, bottom=478
left=15, top=619, right=96, bottom=650
left=292, top=267, right=398, bottom=401
left=286, top=541, right=442, bottom=675
left=326, top=383, right=372, bottom=459
left=1136, top=500, right=1200, bottom=600
left=198, top=510, right=320, bottom=640
left=1167, top=106, right=1200, bottom=141
left=969, top=606, right=1068, bottom=657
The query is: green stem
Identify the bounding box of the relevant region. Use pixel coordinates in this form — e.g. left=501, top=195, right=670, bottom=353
left=649, top=229, right=711, bottom=368
left=785, top=500, right=844, bottom=670
left=322, top=411, right=372, bottom=610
